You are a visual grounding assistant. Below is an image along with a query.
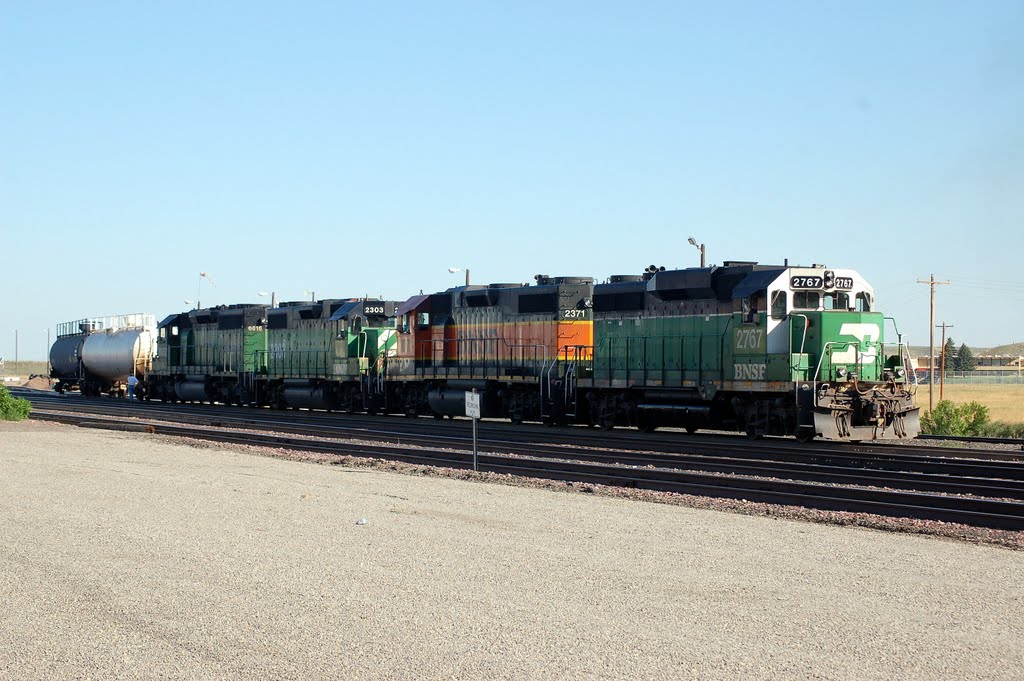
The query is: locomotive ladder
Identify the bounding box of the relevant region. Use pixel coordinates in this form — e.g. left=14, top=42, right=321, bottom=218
left=540, top=347, right=585, bottom=421
left=239, top=370, right=256, bottom=404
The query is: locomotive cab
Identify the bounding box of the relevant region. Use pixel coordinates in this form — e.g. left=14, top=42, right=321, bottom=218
left=771, top=266, right=917, bottom=440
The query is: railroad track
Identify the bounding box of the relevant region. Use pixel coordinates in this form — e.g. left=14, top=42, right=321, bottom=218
left=16, top=389, right=1024, bottom=531
left=918, top=433, right=1024, bottom=450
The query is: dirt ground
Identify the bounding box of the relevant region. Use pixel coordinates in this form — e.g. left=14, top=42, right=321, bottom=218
left=2, top=420, right=1023, bottom=680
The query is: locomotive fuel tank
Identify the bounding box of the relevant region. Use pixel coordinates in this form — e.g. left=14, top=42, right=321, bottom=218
left=174, top=378, right=211, bottom=402
left=49, top=335, right=85, bottom=379
left=427, top=380, right=497, bottom=417
left=283, top=387, right=334, bottom=410
left=81, top=327, right=156, bottom=380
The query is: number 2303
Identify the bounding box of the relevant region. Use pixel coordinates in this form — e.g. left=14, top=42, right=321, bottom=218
left=735, top=328, right=764, bottom=350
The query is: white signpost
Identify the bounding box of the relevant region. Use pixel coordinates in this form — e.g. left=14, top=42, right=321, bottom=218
left=465, top=389, right=481, bottom=471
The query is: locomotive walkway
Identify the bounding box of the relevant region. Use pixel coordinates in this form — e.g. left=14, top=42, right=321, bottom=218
left=17, top=390, right=1024, bottom=532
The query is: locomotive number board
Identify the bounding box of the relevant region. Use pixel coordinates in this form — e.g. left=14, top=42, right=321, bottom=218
left=560, top=308, right=591, bottom=320
left=790, top=273, right=854, bottom=290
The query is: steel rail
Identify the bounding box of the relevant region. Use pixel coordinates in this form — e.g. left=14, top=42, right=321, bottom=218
left=918, top=434, right=1024, bottom=450
left=28, top=405, right=1024, bottom=500
left=20, top=391, right=1024, bottom=480
left=27, top=409, right=1024, bottom=531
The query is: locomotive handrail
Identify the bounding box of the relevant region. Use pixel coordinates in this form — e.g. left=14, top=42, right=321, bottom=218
left=719, top=316, right=734, bottom=384
left=791, top=314, right=809, bottom=358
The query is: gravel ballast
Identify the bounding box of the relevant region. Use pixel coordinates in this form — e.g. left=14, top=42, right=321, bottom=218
left=1, top=420, right=1023, bottom=680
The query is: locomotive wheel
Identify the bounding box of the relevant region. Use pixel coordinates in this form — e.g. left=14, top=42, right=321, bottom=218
left=795, top=428, right=816, bottom=444
left=637, top=413, right=657, bottom=433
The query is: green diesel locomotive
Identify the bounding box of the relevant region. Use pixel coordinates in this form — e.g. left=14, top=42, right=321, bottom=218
left=145, top=298, right=398, bottom=412
left=578, top=261, right=918, bottom=440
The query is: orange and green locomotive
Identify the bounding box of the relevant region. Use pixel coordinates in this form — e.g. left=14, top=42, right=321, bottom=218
left=380, top=262, right=918, bottom=441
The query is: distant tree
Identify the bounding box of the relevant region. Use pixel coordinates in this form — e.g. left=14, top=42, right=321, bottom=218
left=956, top=343, right=976, bottom=371
left=939, top=337, right=956, bottom=372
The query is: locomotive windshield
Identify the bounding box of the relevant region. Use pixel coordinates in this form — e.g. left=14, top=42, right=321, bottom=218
left=822, top=292, right=850, bottom=310
left=793, top=291, right=819, bottom=309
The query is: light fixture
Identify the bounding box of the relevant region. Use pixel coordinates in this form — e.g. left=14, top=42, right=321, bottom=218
left=448, top=267, right=470, bottom=286
left=687, top=237, right=706, bottom=267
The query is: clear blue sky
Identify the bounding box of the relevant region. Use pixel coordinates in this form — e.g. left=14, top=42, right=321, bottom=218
left=2, top=1, right=1022, bottom=361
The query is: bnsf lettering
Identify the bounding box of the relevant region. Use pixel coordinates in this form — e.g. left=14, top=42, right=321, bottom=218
left=735, top=328, right=764, bottom=350
left=735, top=363, right=766, bottom=380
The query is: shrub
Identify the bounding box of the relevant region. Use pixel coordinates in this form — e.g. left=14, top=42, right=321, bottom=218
left=979, top=421, right=1024, bottom=439
left=0, top=384, right=31, bottom=421
left=921, top=400, right=989, bottom=437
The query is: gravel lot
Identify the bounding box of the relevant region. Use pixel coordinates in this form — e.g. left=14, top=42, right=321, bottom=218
left=2, top=420, right=1023, bottom=680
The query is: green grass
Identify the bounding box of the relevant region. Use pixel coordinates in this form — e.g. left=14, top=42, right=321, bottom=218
left=0, top=360, right=48, bottom=376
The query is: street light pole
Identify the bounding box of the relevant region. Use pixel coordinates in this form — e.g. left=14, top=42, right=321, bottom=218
left=198, top=271, right=216, bottom=308
left=687, top=237, right=706, bottom=267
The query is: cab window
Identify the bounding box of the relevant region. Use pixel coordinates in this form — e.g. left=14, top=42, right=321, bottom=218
left=770, top=291, right=787, bottom=320
left=822, top=292, right=850, bottom=310
left=793, top=292, right=819, bottom=309
left=855, top=293, right=871, bottom=312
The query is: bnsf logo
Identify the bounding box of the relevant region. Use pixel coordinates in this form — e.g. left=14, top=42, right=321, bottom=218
left=735, top=363, right=766, bottom=380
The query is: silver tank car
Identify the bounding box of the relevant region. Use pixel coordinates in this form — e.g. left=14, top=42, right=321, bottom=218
left=50, top=314, right=157, bottom=395
left=82, top=326, right=156, bottom=380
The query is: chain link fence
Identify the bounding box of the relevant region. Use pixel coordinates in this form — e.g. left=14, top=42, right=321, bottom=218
left=914, top=371, right=1024, bottom=385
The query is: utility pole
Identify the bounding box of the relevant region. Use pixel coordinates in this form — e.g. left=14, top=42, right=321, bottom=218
left=936, top=322, right=954, bottom=401
left=917, top=274, right=951, bottom=412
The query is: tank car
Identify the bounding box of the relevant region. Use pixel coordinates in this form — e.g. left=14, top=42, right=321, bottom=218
left=49, top=314, right=157, bottom=396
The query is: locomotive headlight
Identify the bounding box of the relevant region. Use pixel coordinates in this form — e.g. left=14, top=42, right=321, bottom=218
left=801, top=384, right=810, bottom=391
left=896, top=368, right=906, bottom=378
left=836, top=367, right=847, bottom=378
